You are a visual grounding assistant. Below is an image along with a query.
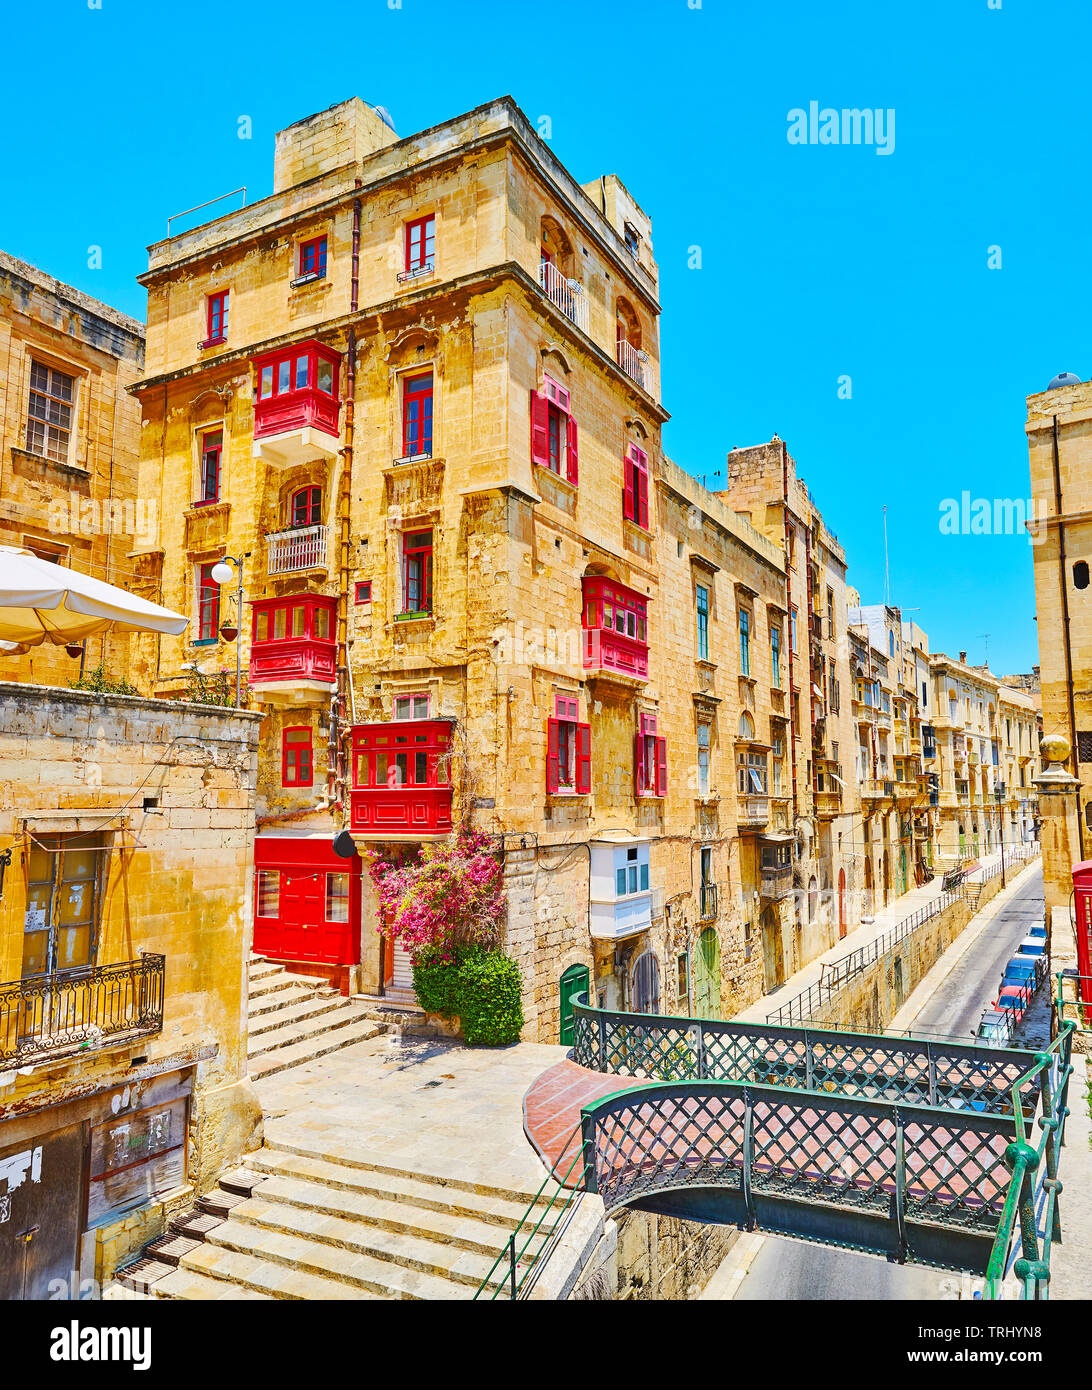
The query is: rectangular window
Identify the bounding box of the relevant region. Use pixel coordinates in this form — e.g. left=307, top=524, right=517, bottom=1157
left=199, top=428, right=222, bottom=504
left=291, top=485, right=322, bottom=527
left=256, top=869, right=280, bottom=918
left=530, top=375, right=578, bottom=485
left=623, top=444, right=650, bottom=528
left=22, top=833, right=105, bottom=979
left=697, top=722, right=711, bottom=796
left=326, top=873, right=350, bottom=924
left=402, top=530, right=433, bottom=614
left=738, top=751, right=768, bottom=794
left=771, top=626, right=781, bottom=687
left=615, top=845, right=650, bottom=898
left=197, top=562, right=220, bottom=641
left=355, top=581, right=372, bottom=605
left=27, top=361, right=75, bottom=463
left=282, top=727, right=313, bottom=786
left=636, top=714, right=667, bottom=796
left=206, top=290, right=228, bottom=344
left=696, top=585, right=709, bottom=661
left=299, top=235, right=328, bottom=279
left=739, top=608, right=751, bottom=677
left=394, top=693, right=430, bottom=721
left=790, top=606, right=798, bottom=653
left=405, top=215, right=435, bottom=274
left=547, top=694, right=590, bottom=794
left=402, top=372, right=434, bottom=459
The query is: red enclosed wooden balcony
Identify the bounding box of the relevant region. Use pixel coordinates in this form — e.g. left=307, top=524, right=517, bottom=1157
left=252, top=340, right=341, bottom=469
left=350, top=719, right=454, bottom=839
left=249, top=594, right=336, bottom=706
left=581, top=576, right=649, bottom=681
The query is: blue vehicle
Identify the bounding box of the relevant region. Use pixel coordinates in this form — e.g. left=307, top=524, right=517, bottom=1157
left=1028, top=923, right=1047, bottom=941
left=1016, top=935, right=1046, bottom=956
left=1002, top=955, right=1038, bottom=986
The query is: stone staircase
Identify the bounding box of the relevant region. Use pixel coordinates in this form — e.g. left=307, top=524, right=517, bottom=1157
left=963, top=882, right=983, bottom=910
left=247, top=955, right=387, bottom=1079
left=113, top=1146, right=564, bottom=1300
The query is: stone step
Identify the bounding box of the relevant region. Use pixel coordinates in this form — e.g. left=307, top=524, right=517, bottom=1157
left=102, top=1281, right=154, bottom=1300
left=247, top=973, right=313, bottom=1001
left=151, top=1264, right=277, bottom=1301
left=201, top=1215, right=492, bottom=1299
left=144, top=1233, right=202, bottom=1268
left=247, top=982, right=326, bottom=1019
left=246, top=1147, right=554, bottom=1232
left=238, top=1172, right=553, bottom=1262
left=170, top=1209, right=223, bottom=1241
left=247, top=1004, right=373, bottom=1060
left=247, top=1019, right=386, bottom=1079
left=248, top=958, right=284, bottom=982
left=219, top=1167, right=265, bottom=1198
left=180, top=1237, right=382, bottom=1300
left=248, top=992, right=345, bottom=1038
left=262, top=1137, right=557, bottom=1207
left=116, top=1257, right=174, bottom=1293
left=198, top=1188, right=252, bottom=1219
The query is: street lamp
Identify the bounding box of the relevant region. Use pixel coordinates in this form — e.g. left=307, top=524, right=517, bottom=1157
left=211, top=552, right=250, bottom=707
left=994, top=779, right=1006, bottom=889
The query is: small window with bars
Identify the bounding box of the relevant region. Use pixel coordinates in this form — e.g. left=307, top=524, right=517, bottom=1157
left=1077, top=731, right=1092, bottom=763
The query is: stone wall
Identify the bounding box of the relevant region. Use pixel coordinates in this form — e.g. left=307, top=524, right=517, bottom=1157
left=569, top=1208, right=738, bottom=1302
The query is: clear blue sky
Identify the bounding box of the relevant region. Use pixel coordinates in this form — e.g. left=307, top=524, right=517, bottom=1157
left=2, top=0, right=1082, bottom=677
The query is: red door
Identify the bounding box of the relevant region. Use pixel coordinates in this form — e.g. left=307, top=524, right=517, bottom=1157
left=280, top=868, right=324, bottom=961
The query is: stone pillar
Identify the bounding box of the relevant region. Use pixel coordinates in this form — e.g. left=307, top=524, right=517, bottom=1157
left=1034, top=735, right=1081, bottom=919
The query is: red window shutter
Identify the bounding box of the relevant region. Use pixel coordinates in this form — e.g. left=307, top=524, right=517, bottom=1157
left=638, top=466, right=649, bottom=529
left=566, top=415, right=579, bottom=485
left=623, top=456, right=635, bottom=521
left=634, top=733, right=645, bottom=795
left=547, top=718, right=560, bottom=794
left=530, top=390, right=549, bottom=467
left=576, top=722, right=591, bottom=793
left=656, top=737, right=668, bottom=796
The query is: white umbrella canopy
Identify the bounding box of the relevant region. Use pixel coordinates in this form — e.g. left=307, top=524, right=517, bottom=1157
left=0, top=546, right=188, bottom=654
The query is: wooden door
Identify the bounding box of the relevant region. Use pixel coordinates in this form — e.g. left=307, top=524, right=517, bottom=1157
left=279, top=868, right=323, bottom=961
left=0, top=1124, right=85, bottom=1301
left=631, top=951, right=660, bottom=1015
left=761, top=909, right=784, bottom=991
left=694, top=927, right=720, bottom=1020
left=559, top=964, right=589, bottom=1045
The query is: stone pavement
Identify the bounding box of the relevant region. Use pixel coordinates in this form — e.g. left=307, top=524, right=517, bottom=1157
left=1050, top=1051, right=1092, bottom=1299
left=732, top=848, right=1028, bottom=1026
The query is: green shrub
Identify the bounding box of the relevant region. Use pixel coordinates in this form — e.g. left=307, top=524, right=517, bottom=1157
left=68, top=664, right=139, bottom=697
left=457, top=949, right=524, bottom=1047
left=410, top=945, right=524, bottom=1048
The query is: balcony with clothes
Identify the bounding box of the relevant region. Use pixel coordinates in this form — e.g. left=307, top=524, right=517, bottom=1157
left=1, top=953, right=165, bottom=1070
left=252, top=340, right=341, bottom=468
left=538, top=259, right=589, bottom=335
left=249, top=593, right=336, bottom=704
left=581, top=576, right=649, bottom=683
left=349, top=719, right=454, bottom=839
left=736, top=733, right=770, bottom=829
left=813, top=760, right=843, bottom=818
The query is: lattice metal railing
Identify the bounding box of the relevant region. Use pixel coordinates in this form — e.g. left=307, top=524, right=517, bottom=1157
left=0, top=953, right=165, bottom=1067
left=580, top=1080, right=1015, bottom=1270
left=571, top=996, right=1038, bottom=1116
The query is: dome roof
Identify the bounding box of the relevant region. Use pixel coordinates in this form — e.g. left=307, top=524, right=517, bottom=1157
left=1047, top=372, right=1083, bottom=390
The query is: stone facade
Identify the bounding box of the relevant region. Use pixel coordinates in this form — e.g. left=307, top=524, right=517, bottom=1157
left=0, top=684, right=262, bottom=1291
left=0, top=250, right=146, bottom=687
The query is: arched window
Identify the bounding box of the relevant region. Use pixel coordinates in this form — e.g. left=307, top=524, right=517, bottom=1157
left=290, top=486, right=322, bottom=528
left=808, top=875, right=818, bottom=923
left=631, top=950, right=660, bottom=1015
left=738, top=710, right=755, bottom=740
left=540, top=216, right=575, bottom=278
left=616, top=296, right=641, bottom=352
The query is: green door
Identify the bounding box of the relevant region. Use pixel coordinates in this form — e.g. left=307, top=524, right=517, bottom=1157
left=559, top=964, right=589, bottom=1046
left=899, top=846, right=908, bottom=896
left=694, top=927, right=721, bottom=1020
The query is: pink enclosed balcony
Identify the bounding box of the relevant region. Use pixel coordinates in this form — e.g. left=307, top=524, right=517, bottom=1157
left=350, top=719, right=454, bottom=840
left=581, top=576, right=649, bottom=682
left=252, top=340, right=341, bottom=469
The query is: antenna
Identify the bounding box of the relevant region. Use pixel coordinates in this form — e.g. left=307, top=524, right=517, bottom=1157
left=882, top=506, right=891, bottom=607
left=701, top=469, right=723, bottom=490
left=977, top=633, right=991, bottom=667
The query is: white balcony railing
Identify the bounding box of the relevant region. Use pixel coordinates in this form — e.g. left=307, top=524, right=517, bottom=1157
left=267, top=523, right=329, bottom=575
left=538, top=261, right=589, bottom=334
left=616, top=337, right=649, bottom=389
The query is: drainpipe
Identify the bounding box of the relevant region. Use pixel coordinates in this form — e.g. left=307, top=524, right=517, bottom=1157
left=1052, top=414, right=1084, bottom=858
left=781, top=441, right=798, bottom=827
left=331, top=190, right=362, bottom=817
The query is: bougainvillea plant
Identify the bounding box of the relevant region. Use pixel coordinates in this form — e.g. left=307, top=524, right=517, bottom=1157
left=366, top=829, right=504, bottom=960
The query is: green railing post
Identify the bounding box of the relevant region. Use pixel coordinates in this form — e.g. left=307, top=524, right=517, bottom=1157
left=508, top=1233, right=517, bottom=1299
left=741, top=1086, right=756, bottom=1231
left=804, top=1030, right=815, bottom=1091
left=696, top=1022, right=706, bottom=1081
left=926, top=1043, right=938, bottom=1108
left=893, top=1107, right=908, bottom=1263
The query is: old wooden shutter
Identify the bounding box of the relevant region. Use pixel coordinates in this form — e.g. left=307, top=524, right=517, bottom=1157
left=530, top=390, right=549, bottom=467
left=546, top=718, right=560, bottom=794
left=566, top=415, right=579, bottom=485
left=655, top=736, right=668, bottom=796
left=575, top=722, right=591, bottom=793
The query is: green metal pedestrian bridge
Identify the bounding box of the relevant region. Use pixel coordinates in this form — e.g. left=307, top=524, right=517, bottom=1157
left=479, top=997, right=1072, bottom=1300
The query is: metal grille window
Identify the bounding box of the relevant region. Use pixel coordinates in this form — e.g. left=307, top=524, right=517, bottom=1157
left=1078, top=732, right=1092, bottom=763
left=27, top=361, right=74, bottom=463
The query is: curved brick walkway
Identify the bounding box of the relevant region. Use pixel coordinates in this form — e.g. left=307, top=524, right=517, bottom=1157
left=523, top=1059, right=642, bottom=1185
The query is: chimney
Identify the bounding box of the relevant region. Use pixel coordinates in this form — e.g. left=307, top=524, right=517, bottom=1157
left=959, top=651, right=967, bottom=664
left=274, top=98, right=397, bottom=193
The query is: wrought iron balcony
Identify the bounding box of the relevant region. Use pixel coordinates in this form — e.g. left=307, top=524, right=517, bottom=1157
left=538, top=261, right=589, bottom=334
left=0, top=954, right=165, bottom=1068
left=616, top=337, right=649, bottom=389
left=266, top=523, right=329, bottom=575
left=699, top=882, right=718, bottom=920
